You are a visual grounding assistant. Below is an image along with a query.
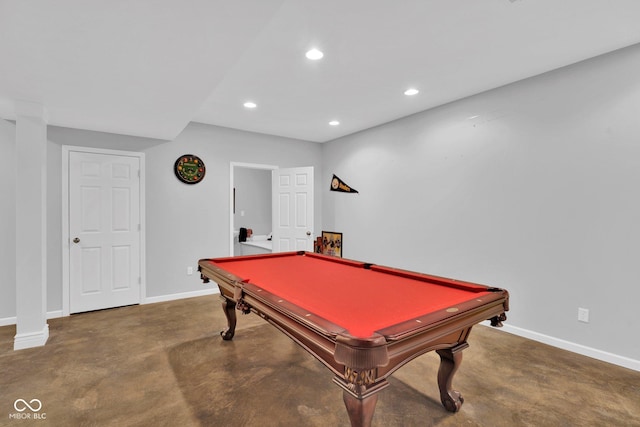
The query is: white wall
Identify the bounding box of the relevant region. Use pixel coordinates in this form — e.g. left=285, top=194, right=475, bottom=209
left=0, top=119, right=16, bottom=319
left=322, top=44, right=640, bottom=365
left=234, top=168, right=272, bottom=235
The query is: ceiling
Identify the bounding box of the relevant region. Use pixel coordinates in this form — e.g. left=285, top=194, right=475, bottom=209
left=2, top=0, right=640, bottom=143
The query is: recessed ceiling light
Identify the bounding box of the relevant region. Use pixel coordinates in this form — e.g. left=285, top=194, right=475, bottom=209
left=329, top=120, right=340, bottom=126
left=243, top=101, right=257, bottom=109
left=404, top=88, right=419, bottom=96
left=305, top=48, right=324, bottom=60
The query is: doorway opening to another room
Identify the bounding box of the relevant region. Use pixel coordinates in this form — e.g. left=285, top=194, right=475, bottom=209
left=229, top=162, right=277, bottom=256
left=229, top=163, right=315, bottom=256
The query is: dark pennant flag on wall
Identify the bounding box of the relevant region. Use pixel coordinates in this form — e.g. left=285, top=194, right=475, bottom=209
left=330, top=174, right=359, bottom=194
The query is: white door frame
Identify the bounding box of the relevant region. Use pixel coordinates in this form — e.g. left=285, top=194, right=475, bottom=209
left=229, top=162, right=278, bottom=255
left=62, top=146, right=146, bottom=316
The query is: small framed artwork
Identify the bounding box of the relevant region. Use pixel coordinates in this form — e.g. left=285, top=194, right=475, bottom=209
left=321, top=231, right=343, bottom=258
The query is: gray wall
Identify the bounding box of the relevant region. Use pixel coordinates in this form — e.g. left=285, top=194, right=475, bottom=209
left=322, top=44, right=640, bottom=362
left=144, top=123, right=322, bottom=298
left=234, top=168, right=272, bottom=236
left=45, top=126, right=164, bottom=315
left=0, top=119, right=16, bottom=318
left=3, top=44, right=639, bottom=366
left=0, top=122, right=320, bottom=320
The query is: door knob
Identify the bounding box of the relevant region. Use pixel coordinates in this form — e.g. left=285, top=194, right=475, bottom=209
left=306, top=231, right=311, bottom=236
left=73, top=237, right=80, bottom=243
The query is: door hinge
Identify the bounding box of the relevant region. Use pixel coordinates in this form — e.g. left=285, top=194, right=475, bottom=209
left=138, top=224, right=141, bottom=231
left=138, top=169, right=141, bottom=178
left=138, top=277, right=141, bottom=285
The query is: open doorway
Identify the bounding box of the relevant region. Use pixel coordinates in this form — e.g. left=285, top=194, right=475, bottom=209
left=229, top=162, right=277, bottom=256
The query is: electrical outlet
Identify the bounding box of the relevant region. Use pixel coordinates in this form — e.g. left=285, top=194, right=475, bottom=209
left=578, top=307, right=589, bottom=323
left=187, top=266, right=193, bottom=275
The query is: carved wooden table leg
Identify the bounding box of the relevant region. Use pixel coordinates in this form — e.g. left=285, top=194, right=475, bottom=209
left=436, top=345, right=467, bottom=412
left=220, top=296, right=237, bottom=340
left=342, top=390, right=378, bottom=427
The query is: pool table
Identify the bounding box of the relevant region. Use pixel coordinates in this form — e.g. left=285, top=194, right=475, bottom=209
left=198, top=251, right=508, bottom=427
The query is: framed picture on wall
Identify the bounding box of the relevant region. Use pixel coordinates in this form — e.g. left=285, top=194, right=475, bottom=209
left=321, top=231, right=343, bottom=258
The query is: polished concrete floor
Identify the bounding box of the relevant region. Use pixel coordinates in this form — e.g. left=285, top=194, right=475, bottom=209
left=1, top=296, right=639, bottom=426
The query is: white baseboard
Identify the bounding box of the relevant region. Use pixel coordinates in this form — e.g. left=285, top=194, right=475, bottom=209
left=143, top=288, right=218, bottom=305
left=483, top=321, right=640, bottom=372
left=0, top=316, right=17, bottom=327
left=14, top=324, right=49, bottom=350
left=47, top=310, right=63, bottom=320
left=0, top=290, right=219, bottom=328
left=1, top=311, right=77, bottom=325
left=7, top=293, right=635, bottom=372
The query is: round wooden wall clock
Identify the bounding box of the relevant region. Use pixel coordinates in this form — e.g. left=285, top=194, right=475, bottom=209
left=174, top=154, right=206, bottom=184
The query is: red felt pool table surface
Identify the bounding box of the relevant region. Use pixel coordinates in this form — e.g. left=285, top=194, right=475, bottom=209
left=201, top=251, right=496, bottom=338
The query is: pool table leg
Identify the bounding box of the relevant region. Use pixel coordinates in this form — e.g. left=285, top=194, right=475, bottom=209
left=436, top=344, right=468, bottom=412
left=342, top=390, right=378, bottom=427
left=220, top=296, right=237, bottom=341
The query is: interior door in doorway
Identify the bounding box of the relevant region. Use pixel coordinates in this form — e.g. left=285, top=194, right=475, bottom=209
left=272, top=166, right=314, bottom=252
left=69, top=151, right=142, bottom=313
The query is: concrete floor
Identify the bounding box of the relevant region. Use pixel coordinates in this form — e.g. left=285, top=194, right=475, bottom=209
left=1, top=296, right=639, bottom=426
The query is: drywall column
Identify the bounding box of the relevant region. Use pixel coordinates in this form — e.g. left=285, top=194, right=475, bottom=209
left=14, top=101, right=49, bottom=350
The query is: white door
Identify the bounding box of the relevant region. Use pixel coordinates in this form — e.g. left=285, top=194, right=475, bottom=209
left=272, top=167, right=314, bottom=252
left=69, top=151, right=141, bottom=313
